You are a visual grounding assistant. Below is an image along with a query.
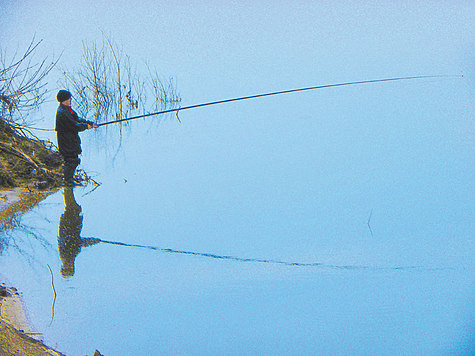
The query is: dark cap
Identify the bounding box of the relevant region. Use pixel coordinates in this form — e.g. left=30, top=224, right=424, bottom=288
left=57, top=90, right=72, bottom=103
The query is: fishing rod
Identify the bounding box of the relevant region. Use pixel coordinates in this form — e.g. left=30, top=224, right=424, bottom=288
left=97, top=75, right=461, bottom=127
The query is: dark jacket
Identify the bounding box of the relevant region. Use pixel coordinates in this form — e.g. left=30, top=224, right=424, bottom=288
left=55, top=104, right=92, bottom=156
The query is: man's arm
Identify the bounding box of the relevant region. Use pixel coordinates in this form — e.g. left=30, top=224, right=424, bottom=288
left=77, top=117, right=98, bottom=129
left=58, top=110, right=89, bottom=132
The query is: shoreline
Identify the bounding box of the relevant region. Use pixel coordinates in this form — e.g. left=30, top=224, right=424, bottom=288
left=0, top=188, right=27, bottom=212
left=0, top=285, right=64, bottom=356
left=0, top=188, right=58, bottom=228
left=0, top=189, right=66, bottom=355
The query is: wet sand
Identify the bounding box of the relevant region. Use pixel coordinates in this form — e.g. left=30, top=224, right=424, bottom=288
left=0, top=285, right=64, bottom=356
left=0, top=188, right=25, bottom=212
left=0, top=188, right=57, bottom=230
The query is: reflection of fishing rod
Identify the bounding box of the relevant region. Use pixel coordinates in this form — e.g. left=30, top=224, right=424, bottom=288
left=92, top=237, right=319, bottom=266
left=97, top=75, right=462, bottom=127
left=91, top=237, right=434, bottom=270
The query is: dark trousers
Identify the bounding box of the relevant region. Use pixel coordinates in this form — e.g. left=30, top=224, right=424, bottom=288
left=62, top=155, right=80, bottom=184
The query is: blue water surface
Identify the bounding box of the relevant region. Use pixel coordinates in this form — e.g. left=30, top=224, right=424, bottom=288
left=0, top=2, right=473, bottom=355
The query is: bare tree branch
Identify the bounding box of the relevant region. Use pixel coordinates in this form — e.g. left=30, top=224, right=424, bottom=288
left=0, top=36, right=59, bottom=124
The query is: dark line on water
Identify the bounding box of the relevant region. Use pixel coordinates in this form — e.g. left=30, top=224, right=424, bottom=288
left=94, top=238, right=445, bottom=271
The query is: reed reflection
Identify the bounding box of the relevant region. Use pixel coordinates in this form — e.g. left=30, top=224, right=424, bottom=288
left=58, top=188, right=99, bottom=277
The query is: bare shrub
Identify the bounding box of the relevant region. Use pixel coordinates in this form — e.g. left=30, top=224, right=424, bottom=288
left=0, top=37, right=58, bottom=126
left=0, top=38, right=63, bottom=188
left=59, top=36, right=181, bottom=125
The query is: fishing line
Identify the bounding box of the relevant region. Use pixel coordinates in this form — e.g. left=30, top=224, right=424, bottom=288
left=97, top=74, right=462, bottom=127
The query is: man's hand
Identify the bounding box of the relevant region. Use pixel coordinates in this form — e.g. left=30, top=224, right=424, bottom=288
left=87, top=123, right=99, bottom=130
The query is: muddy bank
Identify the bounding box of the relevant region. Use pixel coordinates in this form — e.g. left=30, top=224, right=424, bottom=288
left=0, top=118, right=63, bottom=189
left=0, top=188, right=57, bottom=231
left=0, top=285, right=64, bottom=356
left=0, top=320, right=63, bottom=356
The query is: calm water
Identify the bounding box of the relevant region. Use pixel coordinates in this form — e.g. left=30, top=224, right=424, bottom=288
left=1, top=2, right=473, bottom=355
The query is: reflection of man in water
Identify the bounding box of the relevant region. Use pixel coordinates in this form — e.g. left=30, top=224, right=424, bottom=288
left=58, top=188, right=99, bottom=277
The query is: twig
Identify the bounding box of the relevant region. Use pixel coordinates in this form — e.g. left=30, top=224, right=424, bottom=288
left=81, top=183, right=101, bottom=197
left=46, top=264, right=56, bottom=326
left=367, top=209, right=374, bottom=238
left=74, top=169, right=102, bottom=187
left=0, top=141, right=40, bottom=168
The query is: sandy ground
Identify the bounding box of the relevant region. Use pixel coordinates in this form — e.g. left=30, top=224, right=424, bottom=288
left=0, top=285, right=64, bottom=356
left=0, top=286, right=38, bottom=337
left=0, top=188, right=56, bottom=231
left=0, top=188, right=25, bottom=212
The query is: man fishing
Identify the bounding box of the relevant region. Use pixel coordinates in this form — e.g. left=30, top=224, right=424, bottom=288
left=55, top=90, right=98, bottom=186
